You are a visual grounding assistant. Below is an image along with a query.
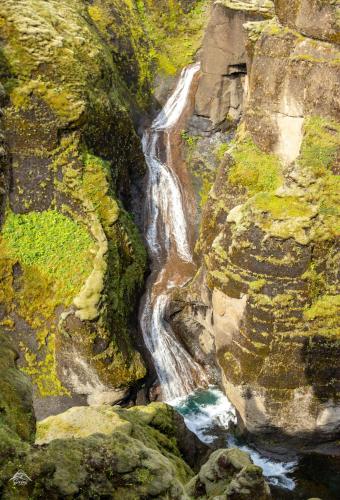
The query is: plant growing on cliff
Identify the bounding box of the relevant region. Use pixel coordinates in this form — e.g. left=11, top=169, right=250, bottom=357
left=229, top=136, right=282, bottom=194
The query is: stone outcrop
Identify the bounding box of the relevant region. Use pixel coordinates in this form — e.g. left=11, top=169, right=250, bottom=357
left=0, top=339, right=271, bottom=500
left=186, top=448, right=271, bottom=499
left=190, top=0, right=274, bottom=134
left=274, top=0, right=340, bottom=44
left=173, top=0, right=340, bottom=451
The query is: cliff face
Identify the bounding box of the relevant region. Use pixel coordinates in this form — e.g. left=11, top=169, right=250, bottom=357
left=190, top=0, right=274, bottom=134
left=171, top=0, right=340, bottom=449
left=0, top=340, right=271, bottom=499
left=0, top=0, right=209, bottom=418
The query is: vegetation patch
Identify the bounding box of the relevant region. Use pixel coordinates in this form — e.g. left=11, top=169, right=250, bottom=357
left=304, top=295, right=340, bottom=322
left=229, top=136, right=282, bottom=194
left=251, top=193, right=313, bottom=219
left=2, top=210, right=94, bottom=307
left=135, top=0, right=209, bottom=77
left=299, top=116, right=340, bottom=176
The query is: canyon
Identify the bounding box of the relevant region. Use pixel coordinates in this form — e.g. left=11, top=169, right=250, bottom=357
left=0, top=0, right=339, bottom=498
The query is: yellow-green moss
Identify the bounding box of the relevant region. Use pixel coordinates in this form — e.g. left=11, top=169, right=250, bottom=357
left=135, top=0, right=209, bottom=77
left=21, top=334, right=70, bottom=397
left=229, top=136, right=283, bottom=194
left=252, top=193, right=314, bottom=219
left=2, top=210, right=94, bottom=307
left=304, top=295, right=340, bottom=322
left=299, top=116, right=340, bottom=177
left=82, top=153, right=120, bottom=228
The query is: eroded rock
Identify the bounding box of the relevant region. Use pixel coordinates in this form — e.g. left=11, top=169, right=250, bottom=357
left=191, top=0, right=274, bottom=134
left=274, top=0, right=340, bottom=44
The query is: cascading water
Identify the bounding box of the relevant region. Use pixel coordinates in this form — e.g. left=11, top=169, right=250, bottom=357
left=140, top=63, right=297, bottom=491
left=140, top=63, right=208, bottom=402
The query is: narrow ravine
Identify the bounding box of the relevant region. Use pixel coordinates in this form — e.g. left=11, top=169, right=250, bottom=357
left=140, top=63, right=208, bottom=402
left=140, top=62, right=299, bottom=493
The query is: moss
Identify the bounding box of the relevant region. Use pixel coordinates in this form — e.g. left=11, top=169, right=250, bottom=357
left=1, top=210, right=96, bottom=396
left=21, top=334, right=70, bottom=397
left=229, top=136, right=282, bottom=195
left=82, top=152, right=120, bottom=227
left=217, top=0, right=274, bottom=16
left=0, top=336, right=35, bottom=443
left=249, top=279, right=266, bottom=292
left=252, top=193, right=313, bottom=219
left=304, top=295, right=340, bottom=323
left=299, top=116, right=340, bottom=176
left=215, top=142, right=230, bottom=161
left=2, top=210, right=94, bottom=308
left=135, top=0, right=209, bottom=77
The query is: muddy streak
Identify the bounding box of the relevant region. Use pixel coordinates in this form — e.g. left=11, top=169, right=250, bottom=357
left=140, top=64, right=208, bottom=401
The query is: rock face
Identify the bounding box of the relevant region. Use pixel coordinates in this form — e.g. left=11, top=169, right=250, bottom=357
left=191, top=0, right=274, bottom=134
left=0, top=0, right=151, bottom=419
left=274, top=0, right=340, bottom=43
left=0, top=342, right=271, bottom=499
left=0, top=0, right=209, bottom=419
left=172, top=0, right=340, bottom=450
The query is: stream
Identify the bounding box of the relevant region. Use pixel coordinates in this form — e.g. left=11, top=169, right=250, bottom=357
left=140, top=64, right=298, bottom=493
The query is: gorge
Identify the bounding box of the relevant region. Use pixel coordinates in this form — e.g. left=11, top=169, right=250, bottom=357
left=0, top=0, right=339, bottom=499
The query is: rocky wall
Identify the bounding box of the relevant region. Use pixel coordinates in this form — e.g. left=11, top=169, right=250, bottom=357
left=172, top=0, right=340, bottom=451
left=189, top=0, right=274, bottom=134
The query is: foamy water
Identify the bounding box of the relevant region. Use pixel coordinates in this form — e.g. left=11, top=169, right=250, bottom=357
left=172, top=387, right=297, bottom=491
left=140, top=63, right=208, bottom=401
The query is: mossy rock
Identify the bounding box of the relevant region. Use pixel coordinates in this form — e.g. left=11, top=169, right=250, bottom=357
left=186, top=448, right=271, bottom=499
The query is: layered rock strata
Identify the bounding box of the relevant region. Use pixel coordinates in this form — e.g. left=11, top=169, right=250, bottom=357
left=172, top=0, right=340, bottom=449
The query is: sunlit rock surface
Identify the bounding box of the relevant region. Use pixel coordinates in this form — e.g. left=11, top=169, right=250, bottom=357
left=171, top=0, right=340, bottom=450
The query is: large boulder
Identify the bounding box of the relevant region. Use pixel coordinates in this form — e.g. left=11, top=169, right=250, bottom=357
left=274, top=0, right=340, bottom=43
left=186, top=448, right=271, bottom=499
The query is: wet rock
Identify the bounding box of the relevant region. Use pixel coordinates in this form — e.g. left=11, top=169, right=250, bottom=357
left=186, top=448, right=271, bottom=498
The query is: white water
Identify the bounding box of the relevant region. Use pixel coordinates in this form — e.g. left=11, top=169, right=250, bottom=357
left=140, top=64, right=297, bottom=491
left=140, top=63, right=208, bottom=401
left=173, top=387, right=297, bottom=491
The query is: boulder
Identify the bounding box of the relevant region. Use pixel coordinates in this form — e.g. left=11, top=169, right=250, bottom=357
left=186, top=448, right=271, bottom=498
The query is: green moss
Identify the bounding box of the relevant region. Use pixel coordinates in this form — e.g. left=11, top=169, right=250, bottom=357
left=215, top=142, right=230, bottom=161
left=229, top=136, right=282, bottom=194
left=2, top=210, right=94, bottom=307
left=299, top=116, right=340, bottom=176
left=135, top=0, right=209, bottom=77
left=21, top=334, right=70, bottom=397
left=304, top=295, right=340, bottom=322
left=252, top=193, right=313, bottom=219
left=82, top=153, right=120, bottom=228
left=1, top=211, right=95, bottom=396
left=249, top=279, right=266, bottom=292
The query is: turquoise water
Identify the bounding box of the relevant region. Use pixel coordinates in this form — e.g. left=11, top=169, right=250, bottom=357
left=171, top=387, right=297, bottom=491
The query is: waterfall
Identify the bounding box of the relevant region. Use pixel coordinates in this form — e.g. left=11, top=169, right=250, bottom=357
left=140, top=63, right=208, bottom=401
